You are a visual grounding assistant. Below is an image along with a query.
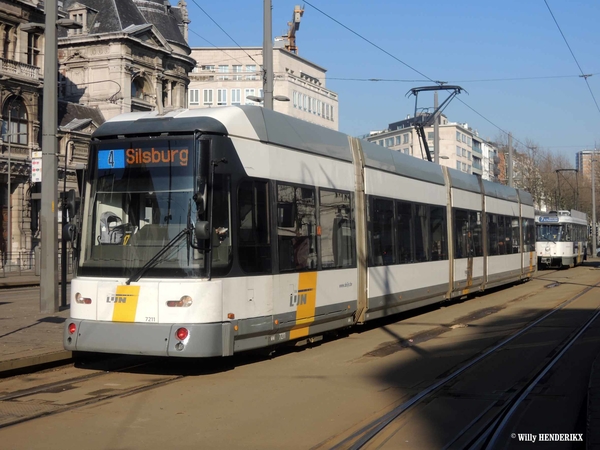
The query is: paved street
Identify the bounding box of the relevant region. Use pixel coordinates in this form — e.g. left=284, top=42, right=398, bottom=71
left=0, top=264, right=599, bottom=449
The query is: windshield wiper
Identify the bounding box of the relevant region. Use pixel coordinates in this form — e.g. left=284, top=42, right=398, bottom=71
left=125, top=226, right=192, bottom=285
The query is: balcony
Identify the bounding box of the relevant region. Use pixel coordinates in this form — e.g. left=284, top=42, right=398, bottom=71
left=0, top=58, right=40, bottom=81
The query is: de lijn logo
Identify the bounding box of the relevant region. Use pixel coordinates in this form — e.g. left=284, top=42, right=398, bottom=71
left=106, top=292, right=137, bottom=304
left=290, top=288, right=313, bottom=307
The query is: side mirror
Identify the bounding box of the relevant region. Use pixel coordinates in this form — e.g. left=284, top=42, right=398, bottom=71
left=65, top=189, right=80, bottom=221
left=195, top=220, right=210, bottom=240
left=63, top=223, right=77, bottom=241
left=193, top=192, right=205, bottom=215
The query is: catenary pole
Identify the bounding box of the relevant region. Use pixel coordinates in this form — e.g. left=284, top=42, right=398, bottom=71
left=40, top=0, right=59, bottom=313
left=263, top=0, right=273, bottom=110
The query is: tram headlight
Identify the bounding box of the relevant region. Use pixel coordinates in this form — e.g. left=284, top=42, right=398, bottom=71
left=166, top=295, right=193, bottom=307
left=74, top=293, right=92, bottom=304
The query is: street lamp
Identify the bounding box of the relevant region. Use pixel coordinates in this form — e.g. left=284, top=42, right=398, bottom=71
left=246, top=95, right=290, bottom=104
left=39, top=6, right=83, bottom=314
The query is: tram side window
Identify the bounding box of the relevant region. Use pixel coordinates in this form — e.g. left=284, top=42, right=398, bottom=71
left=511, top=217, right=521, bottom=254
left=430, top=205, right=448, bottom=261
left=454, top=209, right=471, bottom=259
left=523, top=218, right=535, bottom=252
left=471, top=211, right=483, bottom=257
left=488, top=214, right=499, bottom=256
left=211, top=174, right=232, bottom=271
left=319, top=189, right=355, bottom=269
left=238, top=179, right=271, bottom=274
left=369, top=198, right=395, bottom=266
left=563, top=223, right=572, bottom=242
left=414, top=205, right=428, bottom=262
left=396, top=201, right=412, bottom=263
left=277, top=184, right=317, bottom=272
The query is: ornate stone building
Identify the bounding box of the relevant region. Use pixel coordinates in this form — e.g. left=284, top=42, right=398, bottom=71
left=0, top=0, right=193, bottom=261
left=57, top=0, right=194, bottom=120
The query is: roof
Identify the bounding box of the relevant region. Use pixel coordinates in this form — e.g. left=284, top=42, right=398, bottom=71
left=59, top=0, right=188, bottom=48
left=58, top=101, right=105, bottom=130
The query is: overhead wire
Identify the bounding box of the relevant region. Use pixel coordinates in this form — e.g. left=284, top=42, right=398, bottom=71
left=188, top=0, right=261, bottom=68
left=543, top=0, right=600, bottom=116
left=302, top=0, right=531, bottom=148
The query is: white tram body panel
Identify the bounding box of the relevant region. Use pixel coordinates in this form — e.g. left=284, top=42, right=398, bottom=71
left=64, top=106, right=537, bottom=357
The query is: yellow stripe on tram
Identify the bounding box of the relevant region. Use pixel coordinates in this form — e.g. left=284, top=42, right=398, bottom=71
left=112, top=285, right=141, bottom=323
left=290, top=272, right=318, bottom=340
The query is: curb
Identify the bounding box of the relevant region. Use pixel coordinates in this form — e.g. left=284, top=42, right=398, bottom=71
left=0, top=351, right=73, bottom=377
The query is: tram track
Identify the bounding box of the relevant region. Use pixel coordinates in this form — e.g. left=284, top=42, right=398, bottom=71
left=0, top=356, right=186, bottom=429
left=314, top=273, right=600, bottom=450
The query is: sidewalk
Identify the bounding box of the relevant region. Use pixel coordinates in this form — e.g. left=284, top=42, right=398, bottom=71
left=0, top=273, right=72, bottom=375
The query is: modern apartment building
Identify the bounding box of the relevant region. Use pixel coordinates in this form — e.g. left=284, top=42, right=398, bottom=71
left=576, top=150, right=600, bottom=180
left=366, top=114, right=499, bottom=181
left=188, top=46, right=339, bottom=130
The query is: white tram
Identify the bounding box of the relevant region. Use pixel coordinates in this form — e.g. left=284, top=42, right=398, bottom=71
left=535, top=210, right=588, bottom=269
left=64, top=106, right=536, bottom=357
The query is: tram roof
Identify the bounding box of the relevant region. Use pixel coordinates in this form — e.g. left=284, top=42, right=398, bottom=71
left=91, top=106, right=534, bottom=194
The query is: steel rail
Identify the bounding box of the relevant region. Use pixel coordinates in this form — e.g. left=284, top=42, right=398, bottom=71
left=341, top=278, right=600, bottom=450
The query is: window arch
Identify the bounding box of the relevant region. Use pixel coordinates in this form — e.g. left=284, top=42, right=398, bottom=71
left=2, top=97, right=27, bottom=145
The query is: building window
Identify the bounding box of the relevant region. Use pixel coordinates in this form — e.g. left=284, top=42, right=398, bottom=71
left=378, top=140, right=383, bottom=146
left=403, top=148, right=409, bottom=154
left=2, top=97, right=28, bottom=145
left=69, top=11, right=85, bottom=35
left=203, top=89, right=213, bottom=106
left=317, top=100, right=322, bottom=116
left=456, top=161, right=461, bottom=170
left=427, top=132, right=434, bottom=140
left=403, top=134, right=409, bottom=144
left=462, top=163, right=467, bottom=171
left=395, top=136, right=401, bottom=145
left=189, top=89, right=199, bottom=105
left=218, top=65, right=229, bottom=80
left=217, top=89, right=227, bottom=106
left=385, top=138, right=394, bottom=147
left=462, top=134, right=466, bottom=143
left=232, top=65, right=242, bottom=80
left=245, top=88, right=256, bottom=105
left=26, top=33, right=41, bottom=66
left=456, top=131, right=461, bottom=141
left=246, top=65, right=257, bottom=80
left=131, top=77, right=147, bottom=100
left=331, top=105, right=334, bottom=121
left=201, top=65, right=215, bottom=72
left=462, top=148, right=467, bottom=157
left=231, top=89, right=241, bottom=105
left=457, top=146, right=461, bottom=156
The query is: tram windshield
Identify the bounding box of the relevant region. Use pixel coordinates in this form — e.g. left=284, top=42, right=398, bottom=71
left=536, top=224, right=562, bottom=242
left=79, top=137, right=209, bottom=278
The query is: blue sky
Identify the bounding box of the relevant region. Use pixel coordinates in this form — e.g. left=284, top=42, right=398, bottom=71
left=184, top=0, right=600, bottom=166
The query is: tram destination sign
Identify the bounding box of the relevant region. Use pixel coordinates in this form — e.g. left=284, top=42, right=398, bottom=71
left=538, top=216, right=559, bottom=223
left=97, top=147, right=189, bottom=169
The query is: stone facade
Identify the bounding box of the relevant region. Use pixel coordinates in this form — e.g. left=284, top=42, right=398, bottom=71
left=0, top=0, right=193, bottom=260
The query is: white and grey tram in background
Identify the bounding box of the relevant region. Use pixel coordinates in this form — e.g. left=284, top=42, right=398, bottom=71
left=535, top=210, right=588, bottom=269
left=64, top=106, right=536, bottom=358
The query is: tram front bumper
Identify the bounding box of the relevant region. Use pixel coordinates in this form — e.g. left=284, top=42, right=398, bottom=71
left=64, top=319, right=234, bottom=357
